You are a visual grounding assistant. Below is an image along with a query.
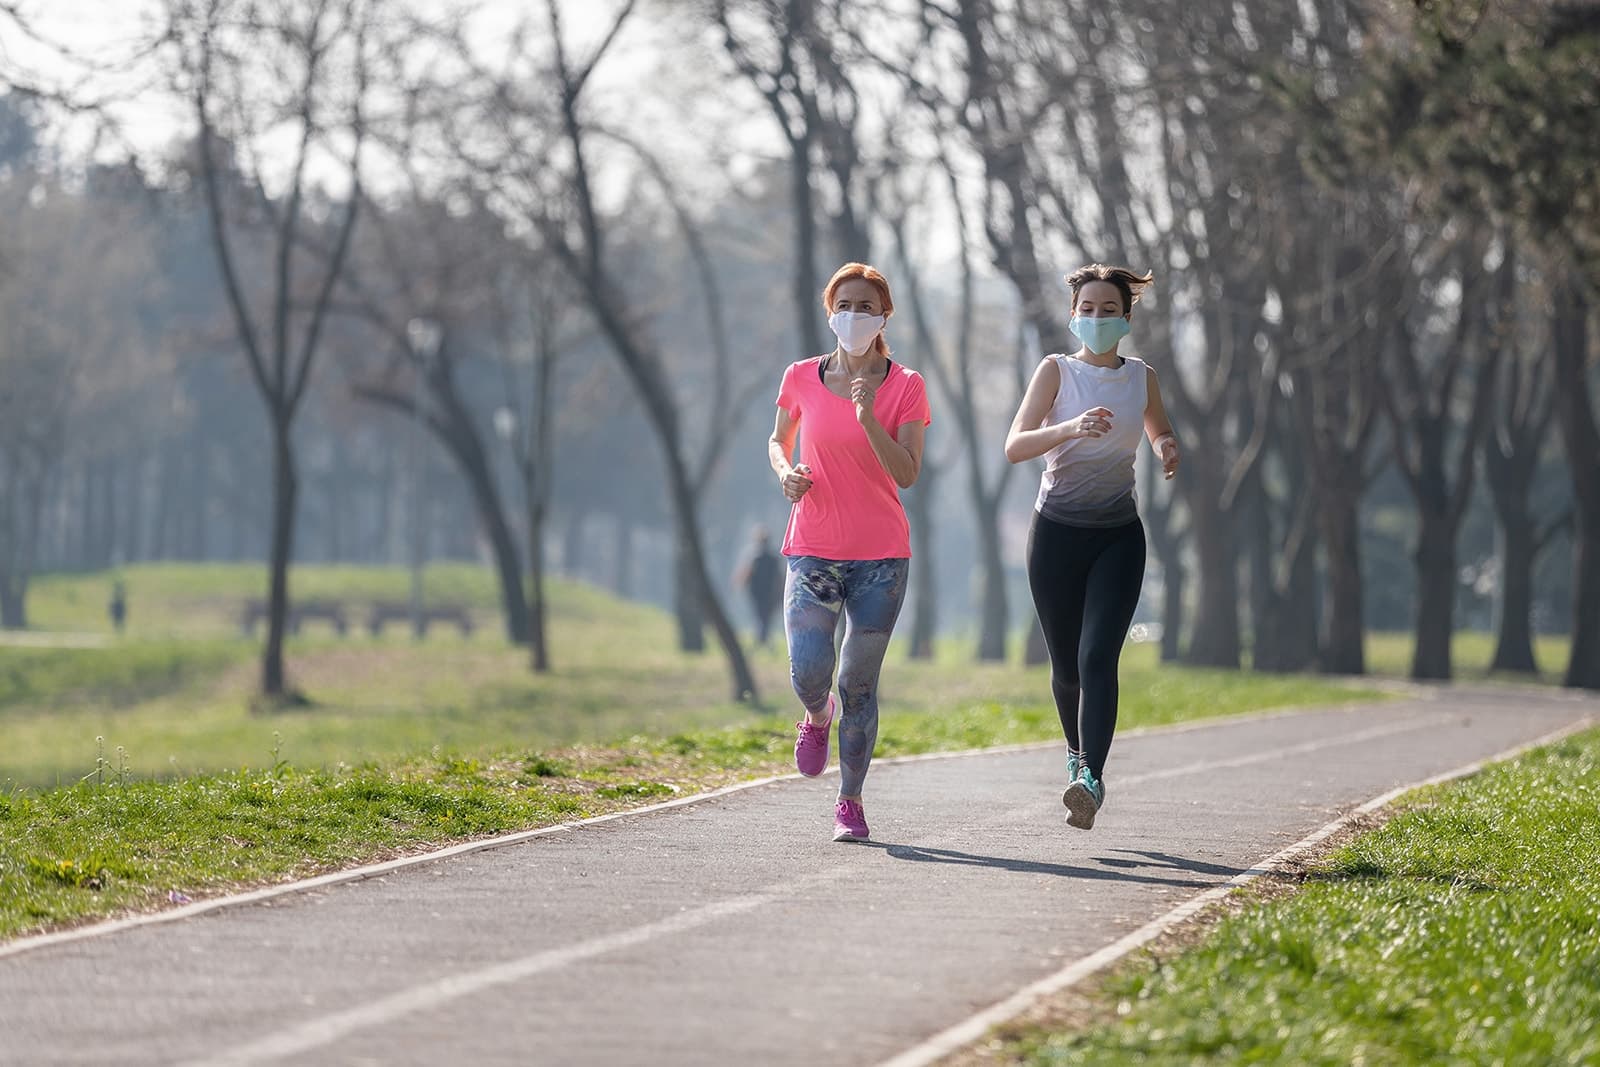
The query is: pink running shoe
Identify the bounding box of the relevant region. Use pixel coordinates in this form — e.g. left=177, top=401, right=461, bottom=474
left=832, top=798, right=869, bottom=842
left=793, top=695, right=836, bottom=778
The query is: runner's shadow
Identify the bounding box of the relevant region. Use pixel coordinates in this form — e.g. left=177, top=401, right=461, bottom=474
left=1096, top=849, right=1247, bottom=878
left=865, top=842, right=1222, bottom=889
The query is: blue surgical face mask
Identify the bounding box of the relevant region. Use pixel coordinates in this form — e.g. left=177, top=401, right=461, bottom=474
left=1070, top=314, right=1131, bottom=355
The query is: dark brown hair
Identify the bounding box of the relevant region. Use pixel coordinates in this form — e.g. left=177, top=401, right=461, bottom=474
left=822, top=262, right=894, bottom=357
left=1065, top=264, right=1154, bottom=316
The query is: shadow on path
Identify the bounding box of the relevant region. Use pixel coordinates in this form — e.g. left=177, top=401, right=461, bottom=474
left=867, top=842, right=1246, bottom=889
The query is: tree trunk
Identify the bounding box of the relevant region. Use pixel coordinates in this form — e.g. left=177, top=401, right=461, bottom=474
left=446, top=427, right=530, bottom=644
left=1319, top=486, right=1366, bottom=674
left=526, top=492, right=550, bottom=672
left=184, top=447, right=201, bottom=559
left=788, top=137, right=824, bottom=361
left=1159, top=562, right=1184, bottom=663
left=974, top=497, right=1007, bottom=662
left=261, top=418, right=297, bottom=698
left=127, top=449, right=146, bottom=563
left=674, top=530, right=707, bottom=653
left=1551, top=278, right=1600, bottom=690
left=1490, top=519, right=1539, bottom=673
left=1259, top=528, right=1319, bottom=673
left=614, top=514, right=634, bottom=598
left=1411, top=515, right=1456, bottom=681
left=663, top=446, right=755, bottom=700
left=1569, top=531, right=1600, bottom=690
left=562, top=509, right=586, bottom=580
left=905, top=475, right=937, bottom=660
left=99, top=457, right=118, bottom=567
left=1184, top=482, right=1241, bottom=668
left=1, top=466, right=45, bottom=628
left=0, top=577, right=23, bottom=629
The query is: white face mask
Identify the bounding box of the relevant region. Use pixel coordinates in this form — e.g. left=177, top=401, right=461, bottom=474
left=827, top=311, right=885, bottom=356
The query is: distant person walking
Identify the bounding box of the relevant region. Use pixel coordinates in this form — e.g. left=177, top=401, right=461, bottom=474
left=734, top=526, right=784, bottom=648
left=1004, top=264, right=1180, bottom=830
left=108, top=580, right=127, bottom=634
left=768, top=262, right=931, bottom=842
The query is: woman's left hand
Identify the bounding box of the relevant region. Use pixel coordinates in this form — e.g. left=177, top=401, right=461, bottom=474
left=850, top=377, right=878, bottom=425
left=1158, top=436, right=1180, bottom=479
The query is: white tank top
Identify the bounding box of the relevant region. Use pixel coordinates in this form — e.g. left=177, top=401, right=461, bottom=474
left=1034, top=352, right=1148, bottom=527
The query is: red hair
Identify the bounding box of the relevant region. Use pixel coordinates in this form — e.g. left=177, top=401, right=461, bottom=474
left=821, top=262, right=894, bottom=357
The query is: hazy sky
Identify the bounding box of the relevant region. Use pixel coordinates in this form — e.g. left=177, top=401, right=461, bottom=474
left=2, top=0, right=648, bottom=169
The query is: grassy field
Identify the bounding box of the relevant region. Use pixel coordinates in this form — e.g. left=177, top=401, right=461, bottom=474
left=0, top=562, right=1391, bottom=938
left=2, top=564, right=1385, bottom=789
left=1362, top=630, right=1574, bottom=684
left=993, top=725, right=1600, bottom=1065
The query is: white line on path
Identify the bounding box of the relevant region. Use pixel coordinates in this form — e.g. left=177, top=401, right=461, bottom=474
left=873, top=715, right=1595, bottom=1067
left=171, top=707, right=1460, bottom=1063
left=178, top=871, right=842, bottom=1067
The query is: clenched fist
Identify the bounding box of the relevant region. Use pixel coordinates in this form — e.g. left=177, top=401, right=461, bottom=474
left=780, top=463, right=814, bottom=502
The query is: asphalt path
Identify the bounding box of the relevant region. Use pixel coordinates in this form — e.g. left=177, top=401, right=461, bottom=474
left=1, top=685, right=1594, bottom=1066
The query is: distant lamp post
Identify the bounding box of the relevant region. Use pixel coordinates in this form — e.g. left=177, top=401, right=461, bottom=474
left=406, top=317, right=443, bottom=640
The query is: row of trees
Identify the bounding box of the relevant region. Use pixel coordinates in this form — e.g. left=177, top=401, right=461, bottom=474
left=1, top=0, right=1594, bottom=698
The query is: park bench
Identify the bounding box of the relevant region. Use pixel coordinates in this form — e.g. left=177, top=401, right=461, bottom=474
left=365, top=601, right=476, bottom=638
left=239, top=599, right=350, bottom=636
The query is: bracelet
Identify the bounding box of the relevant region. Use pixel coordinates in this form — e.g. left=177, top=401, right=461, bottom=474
left=1153, top=432, right=1177, bottom=449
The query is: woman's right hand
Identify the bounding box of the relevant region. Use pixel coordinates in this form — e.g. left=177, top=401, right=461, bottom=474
left=1063, top=407, right=1115, bottom=439
left=780, top=463, right=814, bottom=502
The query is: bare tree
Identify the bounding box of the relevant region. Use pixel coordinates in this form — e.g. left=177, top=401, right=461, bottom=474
left=0, top=149, right=163, bottom=626
left=1381, top=228, right=1507, bottom=681
left=337, top=188, right=534, bottom=647
left=598, top=129, right=774, bottom=652
left=1550, top=270, right=1600, bottom=689
left=886, top=146, right=1022, bottom=661
left=489, top=257, right=573, bottom=673
left=1483, top=264, right=1565, bottom=674
left=444, top=0, right=759, bottom=701
left=168, top=0, right=374, bottom=699
left=709, top=0, right=878, bottom=361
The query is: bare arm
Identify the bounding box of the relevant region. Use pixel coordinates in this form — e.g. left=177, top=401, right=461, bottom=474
left=769, top=407, right=813, bottom=501
left=848, top=375, right=923, bottom=488
left=1004, top=357, right=1114, bottom=463
left=862, top=417, right=924, bottom=488
left=1143, top=365, right=1180, bottom=479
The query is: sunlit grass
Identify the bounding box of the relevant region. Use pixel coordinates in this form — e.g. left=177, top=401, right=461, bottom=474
left=1363, top=630, right=1573, bottom=683
left=3, top=563, right=1387, bottom=789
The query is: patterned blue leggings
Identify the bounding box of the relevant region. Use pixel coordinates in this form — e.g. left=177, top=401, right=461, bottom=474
left=784, top=556, right=910, bottom=798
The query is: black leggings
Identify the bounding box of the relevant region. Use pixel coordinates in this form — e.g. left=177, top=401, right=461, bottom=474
left=1026, top=513, right=1146, bottom=779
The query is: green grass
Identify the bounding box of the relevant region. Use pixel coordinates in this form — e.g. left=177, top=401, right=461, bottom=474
left=1, top=565, right=1382, bottom=790
left=25, top=562, right=508, bottom=636
left=0, top=752, right=614, bottom=937
left=0, top=640, right=247, bottom=712
left=1363, top=631, right=1573, bottom=683
left=1007, top=727, right=1600, bottom=1065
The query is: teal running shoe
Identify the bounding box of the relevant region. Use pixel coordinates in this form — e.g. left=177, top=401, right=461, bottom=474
left=1063, top=766, right=1105, bottom=830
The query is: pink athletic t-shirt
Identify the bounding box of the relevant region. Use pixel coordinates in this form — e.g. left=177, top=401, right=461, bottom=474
left=776, top=355, right=932, bottom=560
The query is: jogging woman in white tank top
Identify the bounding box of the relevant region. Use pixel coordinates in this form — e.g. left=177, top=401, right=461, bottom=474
left=1004, top=264, right=1180, bottom=830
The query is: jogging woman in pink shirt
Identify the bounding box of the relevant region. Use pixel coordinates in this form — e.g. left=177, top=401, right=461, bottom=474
left=768, top=262, right=931, bottom=842
left=1005, top=264, right=1180, bottom=831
